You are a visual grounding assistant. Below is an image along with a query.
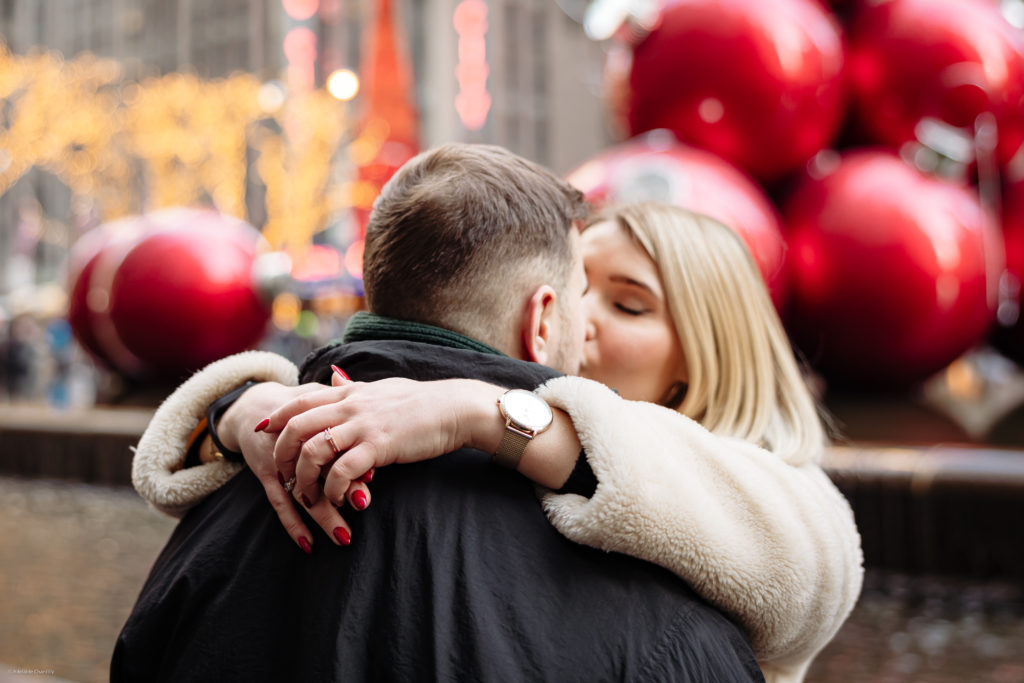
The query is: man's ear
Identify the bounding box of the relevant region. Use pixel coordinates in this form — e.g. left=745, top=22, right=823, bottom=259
left=521, top=284, right=558, bottom=365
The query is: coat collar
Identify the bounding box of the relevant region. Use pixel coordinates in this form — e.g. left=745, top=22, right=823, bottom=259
left=341, top=311, right=505, bottom=357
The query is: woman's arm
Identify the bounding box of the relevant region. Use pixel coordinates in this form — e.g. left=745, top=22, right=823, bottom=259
left=272, top=374, right=861, bottom=680
left=448, top=376, right=862, bottom=677
left=267, top=377, right=584, bottom=506
left=534, top=375, right=863, bottom=682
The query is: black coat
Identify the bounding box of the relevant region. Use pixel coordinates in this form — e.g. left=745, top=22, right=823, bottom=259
left=113, top=339, right=764, bottom=682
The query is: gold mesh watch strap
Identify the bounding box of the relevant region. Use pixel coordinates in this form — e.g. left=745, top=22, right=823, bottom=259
left=493, top=425, right=532, bottom=470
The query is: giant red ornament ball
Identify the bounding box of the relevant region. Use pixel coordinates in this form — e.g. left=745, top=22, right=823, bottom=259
left=566, top=131, right=789, bottom=310
left=626, top=0, right=845, bottom=182
left=784, top=150, right=1002, bottom=391
left=67, top=217, right=150, bottom=376
left=846, top=0, right=1024, bottom=166
left=68, top=208, right=270, bottom=379
left=109, top=209, right=269, bottom=376
left=68, top=220, right=127, bottom=367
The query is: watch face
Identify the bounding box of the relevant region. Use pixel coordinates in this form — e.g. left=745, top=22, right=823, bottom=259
left=502, top=389, right=553, bottom=432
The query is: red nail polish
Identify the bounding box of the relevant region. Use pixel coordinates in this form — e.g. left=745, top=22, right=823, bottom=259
left=277, top=471, right=285, bottom=487
left=254, top=418, right=270, bottom=432
left=301, top=494, right=313, bottom=508
left=360, top=469, right=374, bottom=484
left=333, top=527, right=352, bottom=546
left=298, top=537, right=312, bottom=555
left=331, top=365, right=351, bottom=381
left=352, top=490, right=367, bottom=510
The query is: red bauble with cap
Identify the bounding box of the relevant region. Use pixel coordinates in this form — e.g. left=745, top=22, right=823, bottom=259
left=846, top=0, right=1024, bottom=166
left=784, top=150, right=1002, bottom=391
left=566, top=131, right=789, bottom=311
left=107, top=208, right=270, bottom=377
left=626, top=0, right=845, bottom=182
left=69, top=208, right=270, bottom=379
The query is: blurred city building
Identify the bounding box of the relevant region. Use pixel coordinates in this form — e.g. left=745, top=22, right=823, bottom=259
left=0, top=0, right=607, bottom=298
left=0, top=0, right=609, bottom=402
left=0, top=0, right=606, bottom=170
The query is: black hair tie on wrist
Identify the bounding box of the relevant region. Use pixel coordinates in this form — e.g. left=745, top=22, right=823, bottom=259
left=206, top=380, right=259, bottom=463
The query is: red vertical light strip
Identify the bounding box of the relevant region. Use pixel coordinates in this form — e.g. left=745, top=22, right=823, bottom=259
left=283, top=25, right=317, bottom=92
left=353, top=0, right=420, bottom=237
left=453, top=0, right=490, bottom=131
left=282, top=0, right=318, bottom=93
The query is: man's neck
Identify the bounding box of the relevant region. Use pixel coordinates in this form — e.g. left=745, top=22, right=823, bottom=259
left=341, top=312, right=506, bottom=357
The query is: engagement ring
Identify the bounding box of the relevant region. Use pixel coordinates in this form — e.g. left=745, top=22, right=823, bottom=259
left=324, top=426, right=341, bottom=454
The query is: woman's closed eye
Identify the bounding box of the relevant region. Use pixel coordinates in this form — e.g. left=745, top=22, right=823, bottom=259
left=615, top=302, right=648, bottom=316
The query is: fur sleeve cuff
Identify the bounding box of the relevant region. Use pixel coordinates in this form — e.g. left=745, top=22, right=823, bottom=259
left=131, top=351, right=300, bottom=517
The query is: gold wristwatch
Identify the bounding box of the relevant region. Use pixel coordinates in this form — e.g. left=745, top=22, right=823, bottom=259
left=493, top=389, right=553, bottom=470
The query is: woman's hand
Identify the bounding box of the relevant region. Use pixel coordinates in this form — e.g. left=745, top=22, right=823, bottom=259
left=268, top=375, right=504, bottom=510
left=216, top=381, right=372, bottom=553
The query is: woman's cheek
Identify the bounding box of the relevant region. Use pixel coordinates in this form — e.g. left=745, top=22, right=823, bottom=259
left=604, top=333, right=634, bottom=369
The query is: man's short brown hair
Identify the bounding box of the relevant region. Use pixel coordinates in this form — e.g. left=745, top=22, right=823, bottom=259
left=363, top=143, right=587, bottom=347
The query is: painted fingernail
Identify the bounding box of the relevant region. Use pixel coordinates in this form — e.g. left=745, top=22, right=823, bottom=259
left=277, top=471, right=286, bottom=487
left=333, top=527, right=352, bottom=546
left=254, top=417, right=270, bottom=432
left=359, top=468, right=374, bottom=484
left=301, top=493, right=313, bottom=508
left=331, top=365, right=350, bottom=381
left=298, top=536, right=312, bottom=555
left=352, top=490, right=368, bottom=510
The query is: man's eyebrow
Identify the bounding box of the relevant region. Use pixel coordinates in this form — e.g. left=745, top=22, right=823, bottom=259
left=609, top=274, right=657, bottom=294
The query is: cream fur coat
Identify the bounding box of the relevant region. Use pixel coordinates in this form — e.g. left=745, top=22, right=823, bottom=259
left=133, top=351, right=863, bottom=683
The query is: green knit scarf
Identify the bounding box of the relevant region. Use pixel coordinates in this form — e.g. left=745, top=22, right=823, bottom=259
left=340, top=311, right=506, bottom=357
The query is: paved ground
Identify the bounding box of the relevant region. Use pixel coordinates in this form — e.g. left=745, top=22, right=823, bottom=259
left=808, top=573, right=1024, bottom=682
left=0, top=477, right=174, bottom=683
left=1, top=476, right=1022, bottom=683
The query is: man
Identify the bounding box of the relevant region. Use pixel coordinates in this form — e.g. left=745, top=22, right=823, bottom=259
left=113, top=144, right=763, bottom=681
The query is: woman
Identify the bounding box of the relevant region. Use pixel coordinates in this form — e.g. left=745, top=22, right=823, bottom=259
left=133, top=203, right=862, bottom=682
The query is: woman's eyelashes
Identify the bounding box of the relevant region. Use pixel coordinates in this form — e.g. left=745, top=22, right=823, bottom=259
left=614, top=302, right=648, bottom=316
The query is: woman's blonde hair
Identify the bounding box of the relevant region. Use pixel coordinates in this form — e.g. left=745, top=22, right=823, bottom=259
left=591, top=202, right=826, bottom=464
